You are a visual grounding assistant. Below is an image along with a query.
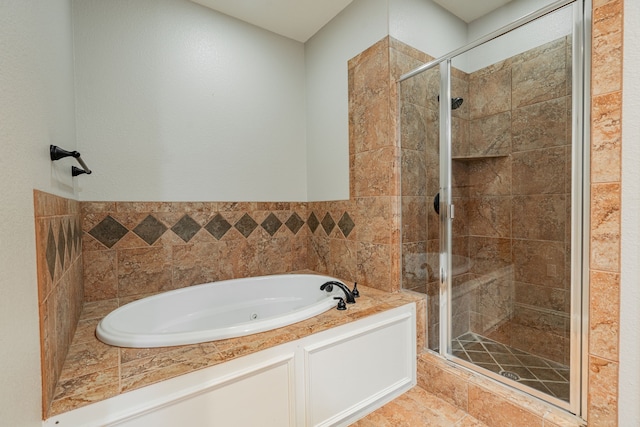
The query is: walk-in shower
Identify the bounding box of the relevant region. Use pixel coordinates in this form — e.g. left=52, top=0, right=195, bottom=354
left=399, top=0, right=588, bottom=417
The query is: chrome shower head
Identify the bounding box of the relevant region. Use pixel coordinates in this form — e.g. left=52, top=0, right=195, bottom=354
left=451, top=97, right=464, bottom=110
left=437, top=96, right=464, bottom=110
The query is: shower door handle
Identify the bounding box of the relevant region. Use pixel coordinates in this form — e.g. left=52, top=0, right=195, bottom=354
left=433, top=193, right=440, bottom=215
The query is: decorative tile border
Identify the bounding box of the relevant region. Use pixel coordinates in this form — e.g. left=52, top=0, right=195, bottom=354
left=85, top=206, right=355, bottom=249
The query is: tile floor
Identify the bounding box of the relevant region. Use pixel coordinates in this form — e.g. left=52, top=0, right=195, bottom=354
left=351, top=386, right=487, bottom=426
left=451, top=332, right=570, bottom=402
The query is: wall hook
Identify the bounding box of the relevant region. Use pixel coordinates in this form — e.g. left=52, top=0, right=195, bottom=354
left=50, top=145, right=92, bottom=177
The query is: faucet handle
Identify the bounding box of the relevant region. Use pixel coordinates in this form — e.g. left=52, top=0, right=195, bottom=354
left=351, top=282, right=360, bottom=298
left=333, top=297, right=347, bottom=310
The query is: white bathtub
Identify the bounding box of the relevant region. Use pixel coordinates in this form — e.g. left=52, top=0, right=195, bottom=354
left=96, top=274, right=346, bottom=348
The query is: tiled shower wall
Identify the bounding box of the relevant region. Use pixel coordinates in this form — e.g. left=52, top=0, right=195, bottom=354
left=466, top=36, right=572, bottom=364
left=34, top=190, right=83, bottom=416
left=399, top=37, right=573, bottom=364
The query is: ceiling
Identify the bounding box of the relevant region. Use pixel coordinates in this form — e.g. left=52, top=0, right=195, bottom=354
left=190, top=0, right=512, bottom=43
left=190, top=0, right=354, bottom=43
left=433, top=0, right=513, bottom=23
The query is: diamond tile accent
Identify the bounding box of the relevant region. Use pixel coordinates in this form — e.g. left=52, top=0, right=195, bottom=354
left=74, top=220, right=81, bottom=253
left=65, top=220, right=73, bottom=259
left=89, top=216, right=129, bottom=248
left=133, top=215, right=167, bottom=245
left=57, top=225, right=66, bottom=270
left=171, top=215, right=201, bottom=243
left=285, top=212, right=305, bottom=235
left=261, top=213, right=282, bottom=237
left=46, top=227, right=57, bottom=280
left=235, top=213, right=258, bottom=238
left=338, top=212, right=355, bottom=238
left=321, top=213, right=336, bottom=235
left=307, top=212, right=320, bottom=233
left=204, top=213, right=232, bottom=240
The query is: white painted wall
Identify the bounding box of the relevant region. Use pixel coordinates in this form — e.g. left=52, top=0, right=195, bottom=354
left=0, top=0, right=77, bottom=425
left=73, top=0, right=307, bottom=202
left=305, top=0, right=468, bottom=201
left=304, top=0, right=389, bottom=201
left=619, top=0, right=640, bottom=423
left=389, top=0, right=468, bottom=63
left=463, top=0, right=572, bottom=72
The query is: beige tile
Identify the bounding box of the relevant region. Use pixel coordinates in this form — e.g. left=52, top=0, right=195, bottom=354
left=308, top=236, right=330, bottom=275
left=589, top=271, right=620, bottom=361
left=512, top=44, right=566, bottom=108
left=468, top=111, right=511, bottom=156
left=356, top=242, right=392, bottom=291
left=512, top=97, right=567, bottom=152
left=592, top=0, right=623, bottom=96
left=590, top=183, right=621, bottom=272
left=588, top=356, right=618, bottom=426
left=512, top=239, right=566, bottom=288
left=468, top=237, right=511, bottom=276
left=401, top=149, right=427, bottom=196
left=83, top=249, right=117, bottom=301
left=400, top=103, right=428, bottom=151
left=466, top=157, right=511, bottom=197
left=117, top=246, right=172, bottom=296
left=353, top=386, right=473, bottom=427
left=452, top=116, right=470, bottom=157
left=591, top=91, right=622, bottom=183
left=353, top=147, right=397, bottom=197
left=356, top=196, right=393, bottom=244
left=216, top=239, right=260, bottom=279
left=330, top=238, right=357, bottom=281
left=79, top=299, right=118, bottom=321
left=258, top=236, right=293, bottom=275
left=121, top=360, right=204, bottom=393
left=512, top=147, right=566, bottom=195
left=59, top=340, right=119, bottom=381
left=468, top=385, right=543, bottom=427
left=515, top=282, right=566, bottom=312
left=49, top=368, right=119, bottom=417
left=120, top=345, right=208, bottom=380
left=512, top=194, right=566, bottom=241
left=171, top=243, right=220, bottom=288
left=53, top=366, right=119, bottom=402
left=467, top=197, right=511, bottom=238
left=469, top=68, right=511, bottom=119
left=417, top=355, right=469, bottom=411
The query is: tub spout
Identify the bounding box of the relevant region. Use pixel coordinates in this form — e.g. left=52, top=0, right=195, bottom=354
left=320, top=281, right=356, bottom=304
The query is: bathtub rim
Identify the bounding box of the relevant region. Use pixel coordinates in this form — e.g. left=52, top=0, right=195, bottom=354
left=96, top=273, right=344, bottom=348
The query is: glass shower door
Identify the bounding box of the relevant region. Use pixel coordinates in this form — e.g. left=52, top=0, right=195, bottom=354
left=399, top=0, right=587, bottom=415
left=446, top=3, right=579, bottom=408
left=399, top=65, right=442, bottom=352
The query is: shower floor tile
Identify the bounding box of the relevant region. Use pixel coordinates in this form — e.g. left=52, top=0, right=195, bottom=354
left=453, top=332, right=570, bottom=402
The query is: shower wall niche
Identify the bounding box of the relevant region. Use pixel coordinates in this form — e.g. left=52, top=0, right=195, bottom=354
left=400, top=36, right=573, bottom=367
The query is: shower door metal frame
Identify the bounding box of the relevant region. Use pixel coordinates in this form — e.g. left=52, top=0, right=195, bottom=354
left=398, top=0, right=591, bottom=418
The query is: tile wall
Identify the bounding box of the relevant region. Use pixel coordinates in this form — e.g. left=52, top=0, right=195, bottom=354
left=82, top=202, right=317, bottom=300
left=588, top=0, right=622, bottom=424
left=34, top=190, right=84, bottom=417
left=469, top=37, right=572, bottom=364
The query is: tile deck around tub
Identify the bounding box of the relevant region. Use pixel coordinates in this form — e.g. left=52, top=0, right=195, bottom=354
left=47, top=285, right=425, bottom=418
